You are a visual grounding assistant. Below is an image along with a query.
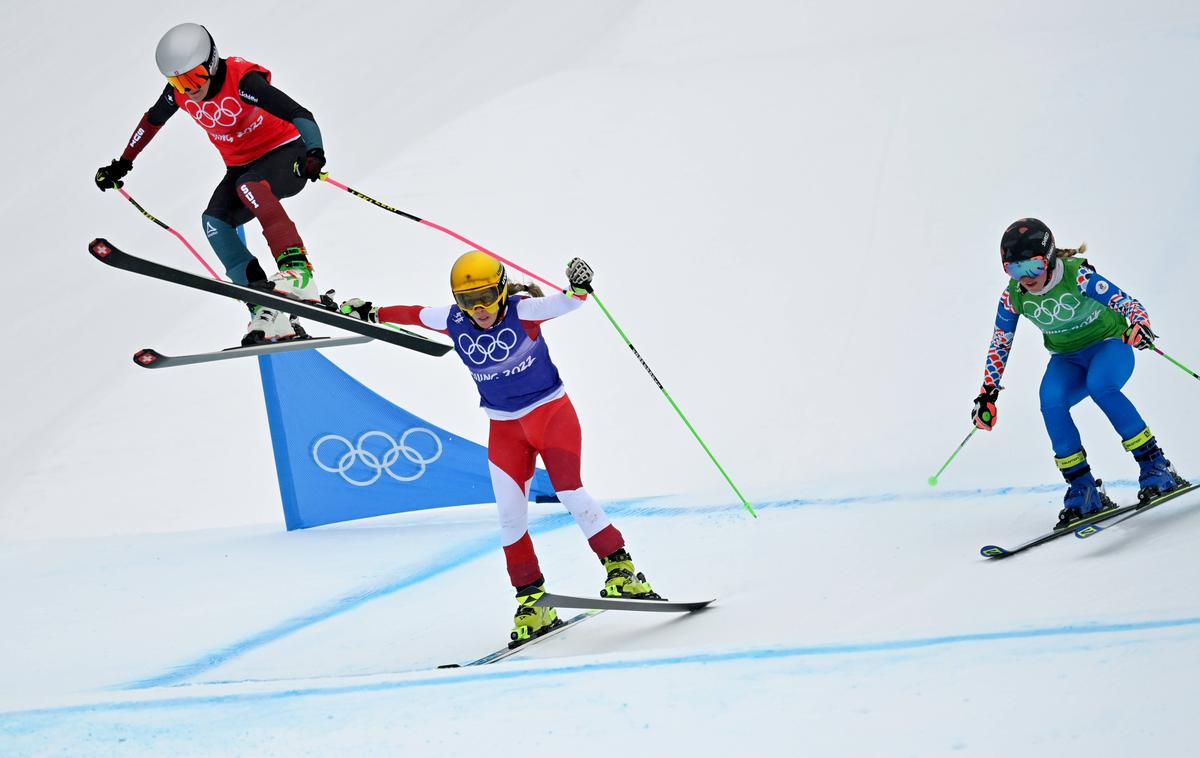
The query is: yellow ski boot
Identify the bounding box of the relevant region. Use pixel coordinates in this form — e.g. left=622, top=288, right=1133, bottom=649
left=510, top=579, right=561, bottom=648
left=601, top=549, right=661, bottom=599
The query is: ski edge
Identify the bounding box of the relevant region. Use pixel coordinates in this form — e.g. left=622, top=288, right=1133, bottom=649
left=1074, top=482, right=1199, bottom=539
left=980, top=500, right=1127, bottom=559
left=437, top=610, right=602, bottom=668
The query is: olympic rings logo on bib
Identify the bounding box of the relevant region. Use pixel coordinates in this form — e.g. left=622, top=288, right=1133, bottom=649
left=457, top=328, right=519, bottom=365
left=1022, top=293, right=1080, bottom=326
left=183, top=96, right=243, bottom=128
left=312, top=429, right=444, bottom=487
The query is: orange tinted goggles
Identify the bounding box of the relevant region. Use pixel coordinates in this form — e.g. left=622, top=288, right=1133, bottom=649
left=166, top=64, right=209, bottom=93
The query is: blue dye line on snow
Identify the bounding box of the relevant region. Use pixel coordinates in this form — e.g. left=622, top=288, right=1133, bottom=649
left=116, top=480, right=1183, bottom=691
left=11, top=614, right=1200, bottom=723
left=118, top=529, right=503, bottom=690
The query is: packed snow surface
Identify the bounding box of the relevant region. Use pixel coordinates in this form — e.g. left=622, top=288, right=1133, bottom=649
left=4, top=1, right=1200, bottom=755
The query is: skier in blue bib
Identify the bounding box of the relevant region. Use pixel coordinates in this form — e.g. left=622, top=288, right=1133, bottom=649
left=340, top=254, right=660, bottom=645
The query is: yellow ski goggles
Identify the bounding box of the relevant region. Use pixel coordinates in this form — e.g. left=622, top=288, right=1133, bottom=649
left=453, top=284, right=504, bottom=314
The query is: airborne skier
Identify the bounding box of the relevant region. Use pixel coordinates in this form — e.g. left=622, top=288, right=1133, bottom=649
left=93, top=22, right=328, bottom=345
left=339, top=254, right=661, bottom=646
left=972, top=218, right=1187, bottom=529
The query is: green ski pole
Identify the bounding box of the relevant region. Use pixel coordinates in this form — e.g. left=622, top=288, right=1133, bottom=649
left=590, top=293, right=756, bottom=517
left=319, top=174, right=754, bottom=515
left=928, top=427, right=978, bottom=487
left=1151, top=344, right=1200, bottom=381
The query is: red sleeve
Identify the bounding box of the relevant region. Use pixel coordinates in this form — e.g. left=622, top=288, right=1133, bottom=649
left=377, top=304, right=450, bottom=334
left=120, top=113, right=163, bottom=162
left=377, top=305, right=424, bottom=325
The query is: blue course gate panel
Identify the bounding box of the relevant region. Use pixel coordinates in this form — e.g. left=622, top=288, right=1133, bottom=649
left=257, top=350, right=556, bottom=529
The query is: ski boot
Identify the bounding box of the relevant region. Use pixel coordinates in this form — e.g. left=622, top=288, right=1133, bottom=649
left=601, top=548, right=661, bottom=599
left=510, top=578, right=561, bottom=648
left=1126, top=429, right=1189, bottom=504
left=242, top=305, right=302, bottom=346
left=268, top=249, right=321, bottom=303
left=1053, top=451, right=1115, bottom=529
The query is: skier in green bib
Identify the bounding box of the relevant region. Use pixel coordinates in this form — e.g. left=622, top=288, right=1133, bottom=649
left=971, top=218, right=1186, bottom=529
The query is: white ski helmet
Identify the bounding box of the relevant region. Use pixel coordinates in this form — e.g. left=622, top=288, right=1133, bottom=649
left=155, top=23, right=219, bottom=92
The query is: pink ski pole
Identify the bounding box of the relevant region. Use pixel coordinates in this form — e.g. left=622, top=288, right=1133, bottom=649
left=319, top=173, right=756, bottom=516
left=319, top=174, right=563, bottom=291
left=116, top=187, right=222, bottom=280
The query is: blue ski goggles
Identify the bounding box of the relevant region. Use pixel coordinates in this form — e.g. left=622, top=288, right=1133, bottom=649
left=1003, top=256, right=1047, bottom=280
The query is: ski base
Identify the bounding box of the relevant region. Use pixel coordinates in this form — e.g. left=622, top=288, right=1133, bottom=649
left=437, top=610, right=603, bottom=668
left=133, top=336, right=372, bottom=369
left=1074, top=482, right=1197, bottom=538
left=89, top=238, right=451, bottom=356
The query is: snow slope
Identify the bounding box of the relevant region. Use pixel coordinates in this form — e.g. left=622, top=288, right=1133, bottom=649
left=3, top=1, right=1200, bottom=755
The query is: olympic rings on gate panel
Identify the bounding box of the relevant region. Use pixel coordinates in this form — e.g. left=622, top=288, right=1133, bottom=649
left=312, top=428, right=444, bottom=487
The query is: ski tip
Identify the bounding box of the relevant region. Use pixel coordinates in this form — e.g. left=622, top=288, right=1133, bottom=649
left=89, top=238, right=115, bottom=260
left=980, top=545, right=1009, bottom=559
left=436, top=663, right=461, bottom=669
left=133, top=348, right=164, bottom=368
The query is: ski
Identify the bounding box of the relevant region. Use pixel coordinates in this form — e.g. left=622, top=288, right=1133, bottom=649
left=133, top=336, right=372, bottom=369
left=1074, top=482, right=1198, bottom=539
left=534, top=592, right=714, bottom=613
left=88, top=238, right=452, bottom=357
left=980, top=487, right=1124, bottom=560
left=436, top=593, right=714, bottom=668
left=437, top=610, right=604, bottom=668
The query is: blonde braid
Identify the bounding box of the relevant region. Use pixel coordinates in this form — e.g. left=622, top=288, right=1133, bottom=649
left=1055, top=241, right=1087, bottom=260
left=507, top=281, right=545, bottom=298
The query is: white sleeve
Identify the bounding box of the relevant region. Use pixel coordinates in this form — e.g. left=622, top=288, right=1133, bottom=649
left=420, top=305, right=453, bottom=330
left=515, top=292, right=585, bottom=321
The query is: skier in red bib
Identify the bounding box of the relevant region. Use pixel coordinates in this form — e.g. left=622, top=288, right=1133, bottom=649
left=94, top=22, right=328, bottom=345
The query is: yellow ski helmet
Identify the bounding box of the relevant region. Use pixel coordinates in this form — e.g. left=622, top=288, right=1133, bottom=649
left=450, top=250, right=508, bottom=316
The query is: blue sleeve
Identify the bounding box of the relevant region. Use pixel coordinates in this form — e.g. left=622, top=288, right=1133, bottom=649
left=292, top=117, right=323, bottom=151
left=1075, top=262, right=1150, bottom=325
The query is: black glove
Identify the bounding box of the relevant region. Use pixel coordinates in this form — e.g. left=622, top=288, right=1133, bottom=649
left=294, top=147, right=326, bottom=182
left=339, top=298, right=379, bottom=323
left=972, top=386, right=1001, bottom=431
left=95, top=158, right=133, bottom=192
left=1123, top=322, right=1157, bottom=351
left=566, top=257, right=594, bottom=294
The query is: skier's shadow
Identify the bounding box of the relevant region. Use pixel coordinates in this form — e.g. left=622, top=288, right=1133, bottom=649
left=1079, top=498, right=1200, bottom=559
